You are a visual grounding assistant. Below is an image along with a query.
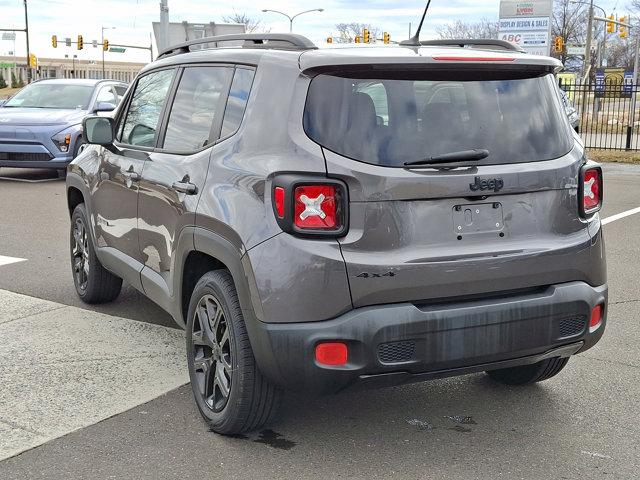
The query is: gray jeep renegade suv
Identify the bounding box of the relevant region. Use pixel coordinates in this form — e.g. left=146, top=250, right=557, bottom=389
left=66, top=34, right=607, bottom=435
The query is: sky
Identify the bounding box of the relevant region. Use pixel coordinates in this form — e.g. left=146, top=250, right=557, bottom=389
left=0, top=0, right=629, bottom=63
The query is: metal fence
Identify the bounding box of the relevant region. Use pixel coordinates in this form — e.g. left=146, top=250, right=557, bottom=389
left=560, top=79, right=640, bottom=151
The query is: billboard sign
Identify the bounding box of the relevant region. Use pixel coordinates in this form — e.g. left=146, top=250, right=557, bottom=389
left=499, top=0, right=553, bottom=56
left=152, top=22, right=246, bottom=51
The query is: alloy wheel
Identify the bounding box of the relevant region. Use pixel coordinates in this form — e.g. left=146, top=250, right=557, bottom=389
left=191, top=294, right=233, bottom=413
left=71, top=217, right=90, bottom=291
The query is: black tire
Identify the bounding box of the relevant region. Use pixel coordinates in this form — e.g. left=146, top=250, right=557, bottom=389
left=486, top=357, right=570, bottom=386
left=70, top=203, right=122, bottom=304
left=186, top=270, right=282, bottom=435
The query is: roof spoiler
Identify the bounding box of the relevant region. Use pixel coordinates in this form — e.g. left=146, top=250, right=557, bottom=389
left=157, top=33, right=317, bottom=60
left=416, top=39, right=525, bottom=53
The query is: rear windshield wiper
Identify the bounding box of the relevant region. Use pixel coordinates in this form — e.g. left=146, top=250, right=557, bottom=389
left=404, top=149, right=490, bottom=167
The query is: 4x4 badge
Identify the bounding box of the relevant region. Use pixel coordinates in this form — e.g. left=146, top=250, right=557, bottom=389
left=470, top=177, right=504, bottom=193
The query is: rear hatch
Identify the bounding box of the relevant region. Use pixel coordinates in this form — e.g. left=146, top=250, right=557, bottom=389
left=303, top=56, right=599, bottom=308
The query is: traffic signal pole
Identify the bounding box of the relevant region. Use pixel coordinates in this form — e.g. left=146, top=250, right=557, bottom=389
left=101, top=29, right=105, bottom=79
left=583, top=0, right=594, bottom=82
left=23, top=0, right=31, bottom=83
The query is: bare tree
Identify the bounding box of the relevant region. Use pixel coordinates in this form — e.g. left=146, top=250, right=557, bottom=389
left=222, top=12, right=267, bottom=33
left=604, top=36, right=636, bottom=70
left=551, top=0, right=589, bottom=64
left=334, top=23, right=382, bottom=43
left=435, top=19, right=499, bottom=40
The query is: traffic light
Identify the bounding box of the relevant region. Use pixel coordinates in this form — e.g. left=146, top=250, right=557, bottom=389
left=28, top=53, right=37, bottom=68
left=607, top=15, right=616, bottom=34
left=554, top=36, right=564, bottom=54
left=103, top=39, right=109, bottom=51
left=363, top=28, right=370, bottom=44
left=383, top=32, right=390, bottom=44
left=51, top=35, right=57, bottom=48
left=77, top=35, right=83, bottom=50
left=355, top=35, right=362, bottom=43
left=620, top=17, right=628, bottom=38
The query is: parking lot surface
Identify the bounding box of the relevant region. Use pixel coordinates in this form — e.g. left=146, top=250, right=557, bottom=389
left=0, top=164, right=639, bottom=479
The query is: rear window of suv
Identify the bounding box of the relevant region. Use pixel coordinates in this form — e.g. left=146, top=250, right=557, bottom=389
left=303, top=72, right=572, bottom=166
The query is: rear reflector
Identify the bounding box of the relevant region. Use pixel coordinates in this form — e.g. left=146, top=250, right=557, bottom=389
left=432, top=56, right=515, bottom=62
left=589, top=305, right=603, bottom=331
left=315, top=342, right=348, bottom=366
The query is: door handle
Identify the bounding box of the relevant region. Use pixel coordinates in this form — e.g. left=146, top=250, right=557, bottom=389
left=123, top=166, right=140, bottom=182
left=123, top=171, right=140, bottom=181
left=172, top=181, right=198, bottom=195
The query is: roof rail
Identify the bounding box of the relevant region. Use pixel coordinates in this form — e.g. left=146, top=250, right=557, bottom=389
left=157, top=33, right=317, bottom=59
left=418, top=39, right=525, bottom=53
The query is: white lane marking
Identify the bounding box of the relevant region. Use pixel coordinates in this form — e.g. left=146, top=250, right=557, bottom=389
left=602, top=207, right=640, bottom=225
left=0, top=255, right=27, bottom=267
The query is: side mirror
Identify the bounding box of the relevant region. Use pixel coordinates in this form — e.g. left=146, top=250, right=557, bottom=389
left=83, top=116, right=115, bottom=146
left=94, top=102, right=116, bottom=113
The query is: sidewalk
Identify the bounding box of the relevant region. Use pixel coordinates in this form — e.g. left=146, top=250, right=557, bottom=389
left=0, top=290, right=188, bottom=460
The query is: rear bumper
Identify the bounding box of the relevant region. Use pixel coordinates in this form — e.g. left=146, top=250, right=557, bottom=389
left=249, top=281, right=608, bottom=394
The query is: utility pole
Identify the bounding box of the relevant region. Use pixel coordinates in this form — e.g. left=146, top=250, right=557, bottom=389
left=628, top=21, right=640, bottom=150
left=23, top=0, right=31, bottom=83
left=101, top=28, right=105, bottom=79
left=160, top=0, right=169, bottom=52
left=583, top=0, right=595, bottom=82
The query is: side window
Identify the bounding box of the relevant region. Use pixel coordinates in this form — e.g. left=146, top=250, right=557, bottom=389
left=162, top=66, right=232, bottom=152
left=114, top=85, right=127, bottom=104
left=355, top=82, right=389, bottom=126
left=118, top=69, right=174, bottom=148
left=96, top=86, right=117, bottom=105
left=220, top=68, right=255, bottom=139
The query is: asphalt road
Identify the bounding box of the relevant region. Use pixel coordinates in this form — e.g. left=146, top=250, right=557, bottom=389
left=1, top=164, right=639, bottom=479
left=0, top=168, right=174, bottom=328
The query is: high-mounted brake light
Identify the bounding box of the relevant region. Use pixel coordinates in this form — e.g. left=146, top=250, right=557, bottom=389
left=432, top=56, right=515, bottom=62
left=271, top=176, right=348, bottom=237
left=580, top=166, right=603, bottom=217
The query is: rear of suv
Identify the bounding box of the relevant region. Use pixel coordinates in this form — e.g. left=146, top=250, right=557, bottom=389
left=66, top=34, right=607, bottom=435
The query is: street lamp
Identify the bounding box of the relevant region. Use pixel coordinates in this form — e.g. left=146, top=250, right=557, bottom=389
left=101, top=26, right=115, bottom=79
left=261, top=8, right=324, bottom=33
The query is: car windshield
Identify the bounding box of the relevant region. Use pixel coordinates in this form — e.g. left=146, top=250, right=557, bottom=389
left=4, top=83, right=94, bottom=109
left=304, top=71, right=572, bottom=166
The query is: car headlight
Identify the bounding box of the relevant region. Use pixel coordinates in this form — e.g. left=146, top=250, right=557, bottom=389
left=51, top=124, right=82, bottom=153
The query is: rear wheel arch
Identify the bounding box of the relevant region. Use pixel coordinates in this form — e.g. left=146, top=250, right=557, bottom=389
left=181, top=251, right=228, bottom=327
left=177, top=228, right=264, bottom=330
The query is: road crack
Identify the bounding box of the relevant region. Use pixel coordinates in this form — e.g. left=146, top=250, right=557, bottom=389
left=0, top=418, right=45, bottom=436
left=609, top=299, right=640, bottom=306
